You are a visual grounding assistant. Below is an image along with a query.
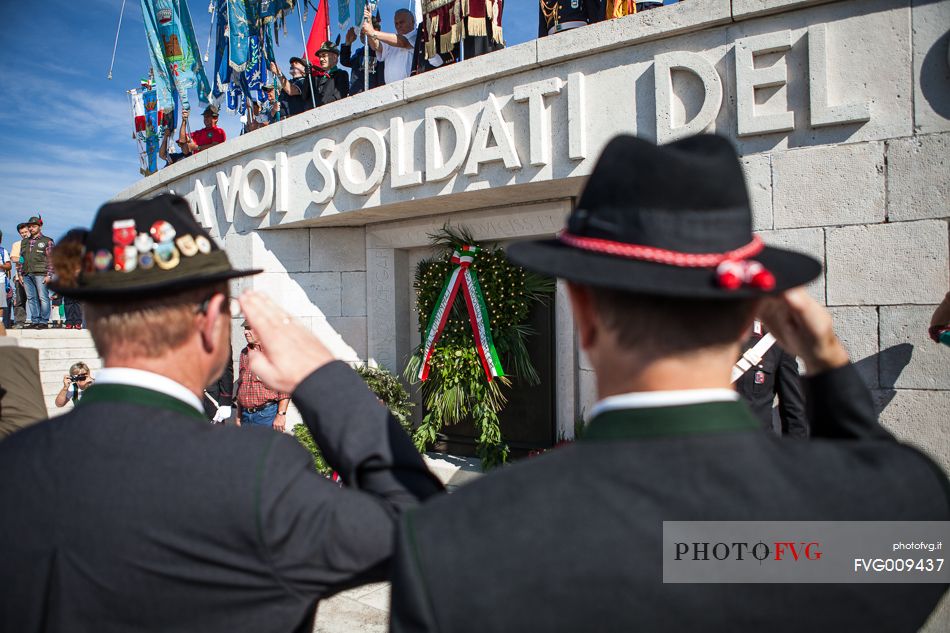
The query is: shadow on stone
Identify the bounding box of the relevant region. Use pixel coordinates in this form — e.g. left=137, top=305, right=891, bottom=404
left=859, top=342, right=913, bottom=413
left=920, top=23, right=950, bottom=119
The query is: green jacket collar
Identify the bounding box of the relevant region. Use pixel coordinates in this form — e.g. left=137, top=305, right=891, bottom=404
left=79, top=383, right=205, bottom=420
left=582, top=401, right=759, bottom=441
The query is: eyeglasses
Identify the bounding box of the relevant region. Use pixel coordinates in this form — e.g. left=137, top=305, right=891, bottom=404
left=195, top=294, right=243, bottom=318
left=72, top=374, right=88, bottom=381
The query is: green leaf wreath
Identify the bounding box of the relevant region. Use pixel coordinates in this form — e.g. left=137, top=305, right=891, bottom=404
left=293, top=364, right=415, bottom=476
left=404, top=226, right=555, bottom=469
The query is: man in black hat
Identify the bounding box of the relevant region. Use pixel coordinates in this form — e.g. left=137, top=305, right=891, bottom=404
left=389, top=135, right=950, bottom=632
left=18, top=215, right=53, bottom=329
left=0, top=195, right=442, bottom=631
left=310, top=40, right=349, bottom=107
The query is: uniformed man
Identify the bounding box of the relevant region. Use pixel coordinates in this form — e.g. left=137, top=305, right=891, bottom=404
left=538, top=0, right=604, bottom=37
left=733, top=320, right=808, bottom=437
left=0, top=194, right=442, bottom=631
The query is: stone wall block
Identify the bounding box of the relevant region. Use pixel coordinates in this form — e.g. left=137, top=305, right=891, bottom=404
left=880, top=304, right=950, bottom=389
left=875, top=389, right=950, bottom=474
left=732, top=0, right=839, bottom=20
left=827, top=307, right=879, bottom=389
left=742, top=153, right=773, bottom=231
left=911, top=0, right=950, bottom=134
left=578, top=368, right=598, bottom=424
left=756, top=227, right=825, bottom=302
left=319, top=316, right=368, bottom=362
left=342, top=272, right=368, bottom=317
left=826, top=220, right=949, bottom=305
left=281, top=272, right=343, bottom=317
left=772, top=143, right=885, bottom=229
left=223, top=233, right=255, bottom=270
left=887, top=133, right=950, bottom=222
left=252, top=229, right=310, bottom=273
left=310, top=227, right=367, bottom=271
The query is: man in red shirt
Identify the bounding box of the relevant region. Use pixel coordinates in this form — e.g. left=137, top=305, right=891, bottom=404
left=236, top=321, right=290, bottom=431
left=184, top=105, right=226, bottom=155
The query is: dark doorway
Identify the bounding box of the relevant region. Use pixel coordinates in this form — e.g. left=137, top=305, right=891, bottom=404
left=428, top=298, right=556, bottom=461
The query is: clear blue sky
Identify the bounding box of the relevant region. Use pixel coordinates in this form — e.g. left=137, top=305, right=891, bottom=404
left=0, top=1, right=673, bottom=245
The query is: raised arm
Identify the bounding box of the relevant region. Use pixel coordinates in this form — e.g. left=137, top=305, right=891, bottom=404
left=760, top=289, right=890, bottom=440
left=241, top=291, right=443, bottom=591
left=269, top=62, right=301, bottom=96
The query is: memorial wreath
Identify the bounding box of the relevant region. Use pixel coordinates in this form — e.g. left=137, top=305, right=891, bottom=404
left=405, top=226, right=554, bottom=469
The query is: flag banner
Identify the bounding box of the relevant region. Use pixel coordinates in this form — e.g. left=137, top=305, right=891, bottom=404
left=139, top=0, right=212, bottom=110
left=306, top=0, right=331, bottom=67
left=132, top=91, right=147, bottom=132
left=143, top=89, right=160, bottom=174
left=337, top=0, right=351, bottom=32
left=354, top=0, right=369, bottom=45
left=213, top=0, right=293, bottom=114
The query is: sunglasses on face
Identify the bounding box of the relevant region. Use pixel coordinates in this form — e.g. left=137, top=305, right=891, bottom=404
left=71, top=374, right=88, bottom=382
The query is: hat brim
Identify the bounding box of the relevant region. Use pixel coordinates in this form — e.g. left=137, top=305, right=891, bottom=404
left=49, top=268, right=261, bottom=301
left=507, top=240, right=820, bottom=299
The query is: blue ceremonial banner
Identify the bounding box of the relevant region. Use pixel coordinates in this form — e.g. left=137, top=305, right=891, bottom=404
left=354, top=0, right=368, bottom=32
left=214, top=0, right=293, bottom=115
left=337, top=0, right=351, bottom=31
left=139, top=0, right=212, bottom=110
left=142, top=89, right=160, bottom=174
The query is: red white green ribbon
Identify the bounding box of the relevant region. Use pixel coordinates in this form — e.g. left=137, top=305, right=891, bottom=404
left=418, top=245, right=505, bottom=382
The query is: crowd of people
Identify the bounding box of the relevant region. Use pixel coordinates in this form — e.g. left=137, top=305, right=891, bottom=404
left=0, top=216, right=83, bottom=333
left=0, top=131, right=948, bottom=631
left=155, top=1, right=684, bottom=169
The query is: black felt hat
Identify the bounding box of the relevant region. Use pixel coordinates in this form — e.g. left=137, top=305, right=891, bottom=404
left=26, top=215, right=43, bottom=226
left=507, top=134, right=820, bottom=298
left=49, top=194, right=260, bottom=299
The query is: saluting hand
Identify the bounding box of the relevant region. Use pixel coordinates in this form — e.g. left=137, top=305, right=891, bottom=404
left=238, top=291, right=336, bottom=393
left=758, top=289, right=849, bottom=375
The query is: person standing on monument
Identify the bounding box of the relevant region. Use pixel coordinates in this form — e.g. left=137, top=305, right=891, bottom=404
left=362, top=7, right=420, bottom=84
left=18, top=215, right=53, bottom=329
left=9, top=223, right=31, bottom=328
left=389, top=134, right=950, bottom=632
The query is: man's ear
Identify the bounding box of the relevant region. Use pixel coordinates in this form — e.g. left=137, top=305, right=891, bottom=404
left=567, top=282, right=598, bottom=351
left=199, top=293, right=228, bottom=354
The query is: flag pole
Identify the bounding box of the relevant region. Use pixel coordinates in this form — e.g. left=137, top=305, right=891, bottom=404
left=364, top=2, right=374, bottom=93
left=107, top=0, right=129, bottom=79
left=296, top=1, right=318, bottom=109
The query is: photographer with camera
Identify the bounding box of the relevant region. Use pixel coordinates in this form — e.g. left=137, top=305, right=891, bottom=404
left=55, top=362, right=94, bottom=408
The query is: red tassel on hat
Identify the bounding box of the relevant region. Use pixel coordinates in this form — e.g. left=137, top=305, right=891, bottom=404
left=716, top=259, right=775, bottom=291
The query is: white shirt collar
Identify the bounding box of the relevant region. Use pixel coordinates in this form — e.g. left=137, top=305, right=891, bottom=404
left=94, top=367, right=204, bottom=414
left=589, top=389, right=739, bottom=419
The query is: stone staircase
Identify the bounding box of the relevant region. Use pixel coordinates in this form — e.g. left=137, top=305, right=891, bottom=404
left=6, top=328, right=102, bottom=418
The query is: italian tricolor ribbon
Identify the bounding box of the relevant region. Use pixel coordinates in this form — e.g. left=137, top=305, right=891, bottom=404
left=418, top=246, right=505, bottom=382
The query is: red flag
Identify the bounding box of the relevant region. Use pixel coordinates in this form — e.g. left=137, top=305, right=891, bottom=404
left=305, top=0, right=331, bottom=67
